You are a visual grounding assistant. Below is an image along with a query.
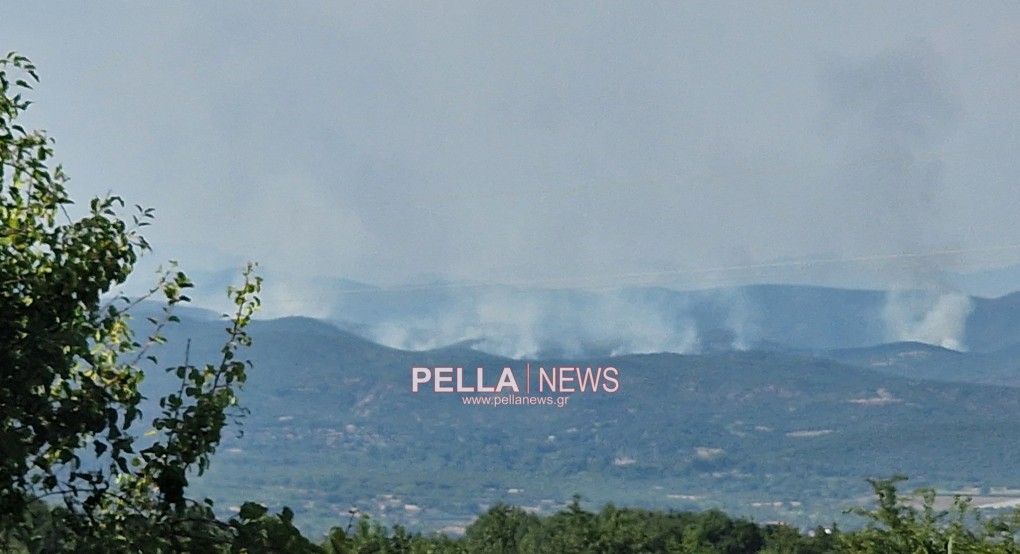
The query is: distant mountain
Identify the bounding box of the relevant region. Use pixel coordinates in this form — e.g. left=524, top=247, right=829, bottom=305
left=822, top=342, right=1020, bottom=386
left=319, top=282, right=1020, bottom=357
left=132, top=310, right=1020, bottom=536
left=965, top=292, right=1020, bottom=352
left=125, top=299, right=222, bottom=321
left=949, top=263, right=1020, bottom=299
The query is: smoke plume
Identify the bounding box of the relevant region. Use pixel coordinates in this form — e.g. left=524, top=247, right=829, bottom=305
left=821, top=45, right=971, bottom=350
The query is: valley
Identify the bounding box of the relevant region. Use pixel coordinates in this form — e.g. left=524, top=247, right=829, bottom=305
left=132, top=285, right=1020, bottom=537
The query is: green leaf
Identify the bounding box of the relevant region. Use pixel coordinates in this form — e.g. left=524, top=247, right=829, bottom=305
left=239, top=502, right=268, bottom=520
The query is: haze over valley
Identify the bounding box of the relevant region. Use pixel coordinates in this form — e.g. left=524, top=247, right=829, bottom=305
left=130, top=272, right=1020, bottom=535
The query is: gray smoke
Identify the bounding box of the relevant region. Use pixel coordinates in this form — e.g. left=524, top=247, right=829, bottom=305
left=882, top=288, right=973, bottom=350
left=821, top=45, right=971, bottom=350
left=361, top=288, right=703, bottom=359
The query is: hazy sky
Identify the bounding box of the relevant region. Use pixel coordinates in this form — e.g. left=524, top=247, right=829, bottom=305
left=5, top=3, right=1020, bottom=309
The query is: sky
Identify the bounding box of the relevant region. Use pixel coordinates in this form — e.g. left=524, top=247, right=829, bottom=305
left=4, top=3, right=1020, bottom=315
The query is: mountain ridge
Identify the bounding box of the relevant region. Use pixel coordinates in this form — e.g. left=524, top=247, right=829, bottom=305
left=123, top=298, right=1020, bottom=535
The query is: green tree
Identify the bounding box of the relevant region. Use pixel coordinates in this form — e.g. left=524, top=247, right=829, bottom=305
left=524, top=496, right=600, bottom=554
left=0, top=52, right=318, bottom=552
left=323, top=515, right=467, bottom=554
left=760, top=523, right=837, bottom=554
left=592, top=505, right=689, bottom=554
left=464, top=503, right=540, bottom=554
left=677, top=509, right=765, bottom=554
left=840, top=476, right=1020, bottom=554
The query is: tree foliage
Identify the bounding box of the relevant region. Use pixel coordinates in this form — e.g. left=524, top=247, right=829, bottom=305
left=0, top=52, right=318, bottom=552
left=311, top=483, right=1020, bottom=553
left=839, top=476, right=1020, bottom=554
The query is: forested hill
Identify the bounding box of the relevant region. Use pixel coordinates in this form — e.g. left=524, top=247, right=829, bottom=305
left=134, top=311, right=1020, bottom=535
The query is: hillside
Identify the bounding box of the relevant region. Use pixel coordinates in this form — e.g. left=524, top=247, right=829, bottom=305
left=824, top=342, right=1020, bottom=386
left=133, top=310, right=1020, bottom=535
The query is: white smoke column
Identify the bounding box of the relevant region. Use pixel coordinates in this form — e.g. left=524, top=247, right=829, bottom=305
left=359, top=286, right=705, bottom=359
left=371, top=321, right=418, bottom=350
left=822, top=46, right=973, bottom=350
left=609, top=324, right=699, bottom=357
left=467, top=288, right=703, bottom=359
left=820, top=47, right=975, bottom=351
left=596, top=290, right=701, bottom=356
left=717, top=288, right=759, bottom=351
left=471, top=291, right=544, bottom=359
left=883, top=289, right=973, bottom=351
